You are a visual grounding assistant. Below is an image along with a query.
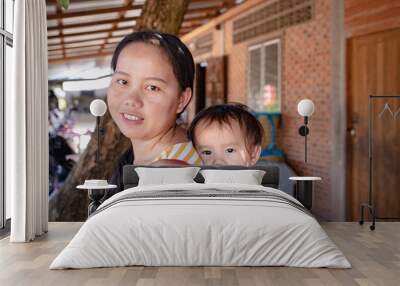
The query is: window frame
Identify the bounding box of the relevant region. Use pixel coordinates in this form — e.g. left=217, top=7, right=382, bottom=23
left=0, top=0, right=13, bottom=231
left=247, top=38, right=282, bottom=113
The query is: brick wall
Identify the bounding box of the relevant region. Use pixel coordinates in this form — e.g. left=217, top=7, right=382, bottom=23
left=224, top=20, right=248, bottom=104
left=281, top=0, right=333, bottom=218
left=183, top=0, right=335, bottom=219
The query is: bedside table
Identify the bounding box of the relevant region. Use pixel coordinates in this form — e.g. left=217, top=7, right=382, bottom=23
left=77, top=184, right=117, bottom=217
left=289, top=177, right=321, bottom=210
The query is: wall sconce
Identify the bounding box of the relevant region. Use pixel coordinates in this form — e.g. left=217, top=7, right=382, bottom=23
left=89, top=99, right=107, bottom=163
left=297, top=99, right=315, bottom=163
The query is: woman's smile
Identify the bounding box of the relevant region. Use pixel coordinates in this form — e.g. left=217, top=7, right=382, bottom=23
left=123, top=113, right=142, bottom=121
left=120, top=112, right=144, bottom=125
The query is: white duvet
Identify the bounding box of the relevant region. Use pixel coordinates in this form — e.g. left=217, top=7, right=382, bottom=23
left=50, top=183, right=351, bottom=269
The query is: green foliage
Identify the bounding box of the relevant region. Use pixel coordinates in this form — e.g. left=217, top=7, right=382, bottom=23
left=57, top=0, right=70, bottom=10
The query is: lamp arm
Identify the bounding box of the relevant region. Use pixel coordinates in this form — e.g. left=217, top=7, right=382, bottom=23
left=96, top=116, right=100, bottom=163
left=305, top=129, right=307, bottom=163
left=304, top=116, right=308, bottom=162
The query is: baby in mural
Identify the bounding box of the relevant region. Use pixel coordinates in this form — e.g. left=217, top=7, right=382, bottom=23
left=188, top=103, right=264, bottom=166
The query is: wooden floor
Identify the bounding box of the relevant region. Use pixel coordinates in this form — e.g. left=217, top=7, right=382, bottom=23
left=0, top=222, right=399, bottom=286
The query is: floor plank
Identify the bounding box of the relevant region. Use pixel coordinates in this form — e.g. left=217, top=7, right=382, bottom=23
left=0, top=222, right=399, bottom=286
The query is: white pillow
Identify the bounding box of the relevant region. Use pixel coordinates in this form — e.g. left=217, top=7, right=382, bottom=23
left=200, top=169, right=266, bottom=185
left=135, top=167, right=200, bottom=186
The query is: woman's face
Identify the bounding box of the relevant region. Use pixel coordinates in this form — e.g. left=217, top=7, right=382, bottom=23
left=107, top=42, right=190, bottom=141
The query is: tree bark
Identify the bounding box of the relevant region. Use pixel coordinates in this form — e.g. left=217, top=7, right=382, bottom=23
left=49, top=0, right=190, bottom=221
left=136, top=0, right=189, bottom=34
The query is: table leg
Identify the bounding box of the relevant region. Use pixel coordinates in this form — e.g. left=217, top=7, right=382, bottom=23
left=295, top=181, right=313, bottom=210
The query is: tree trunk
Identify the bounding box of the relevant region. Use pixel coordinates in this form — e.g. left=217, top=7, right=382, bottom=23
left=136, top=0, right=189, bottom=34
left=49, top=0, right=190, bottom=221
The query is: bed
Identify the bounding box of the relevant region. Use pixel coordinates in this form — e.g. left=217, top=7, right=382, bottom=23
left=50, top=165, right=350, bottom=269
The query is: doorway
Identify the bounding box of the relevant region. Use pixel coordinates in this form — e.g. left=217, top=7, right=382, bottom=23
left=347, top=28, right=400, bottom=220
left=195, top=63, right=206, bottom=114
left=194, top=56, right=227, bottom=115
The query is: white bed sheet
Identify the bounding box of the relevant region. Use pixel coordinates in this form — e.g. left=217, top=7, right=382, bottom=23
left=50, top=183, right=351, bottom=269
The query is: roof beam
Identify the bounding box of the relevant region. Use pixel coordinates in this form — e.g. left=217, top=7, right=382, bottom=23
left=48, top=25, right=133, bottom=39
left=48, top=35, right=122, bottom=46
left=49, top=43, right=116, bottom=52
left=46, top=0, right=233, bottom=62
left=189, top=0, right=223, bottom=2
left=47, top=3, right=143, bottom=20
left=180, top=25, right=203, bottom=33
left=49, top=43, right=116, bottom=53
left=181, top=19, right=208, bottom=28
left=183, top=14, right=213, bottom=21
left=99, top=0, right=131, bottom=55
left=48, top=51, right=114, bottom=64
left=186, top=6, right=223, bottom=15
left=222, top=0, right=236, bottom=9
left=46, top=0, right=103, bottom=3
left=47, top=16, right=138, bottom=31
left=54, top=5, right=65, bottom=58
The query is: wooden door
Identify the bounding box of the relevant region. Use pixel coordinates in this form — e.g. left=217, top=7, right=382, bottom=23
left=347, top=28, right=400, bottom=220
left=205, top=56, right=227, bottom=107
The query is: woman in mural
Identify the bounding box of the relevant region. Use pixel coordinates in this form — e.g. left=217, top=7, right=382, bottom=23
left=107, top=31, right=202, bottom=195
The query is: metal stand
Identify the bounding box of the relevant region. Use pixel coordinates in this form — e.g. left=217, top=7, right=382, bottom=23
left=359, top=203, right=376, bottom=231
left=95, top=116, right=106, bottom=163
left=87, top=188, right=109, bottom=217
left=96, top=116, right=100, bottom=163
left=289, top=177, right=321, bottom=211
left=359, top=95, right=400, bottom=231
left=77, top=184, right=117, bottom=219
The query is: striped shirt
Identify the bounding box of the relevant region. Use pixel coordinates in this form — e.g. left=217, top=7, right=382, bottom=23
left=153, top=141, right=203, bottom=165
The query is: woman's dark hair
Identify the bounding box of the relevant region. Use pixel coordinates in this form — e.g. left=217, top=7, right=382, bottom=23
left=188, top=103, right=264, bottom=150
left=111, top=31, right=195, bottom=92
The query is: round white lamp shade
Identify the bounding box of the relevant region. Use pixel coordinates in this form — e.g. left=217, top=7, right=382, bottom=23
left=90, top=99, right=107, bottom=117
left=297, top=99, right=315, bottom=117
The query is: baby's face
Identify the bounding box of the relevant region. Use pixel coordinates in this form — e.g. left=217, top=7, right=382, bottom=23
left=194, top=120, right=261, bottom=166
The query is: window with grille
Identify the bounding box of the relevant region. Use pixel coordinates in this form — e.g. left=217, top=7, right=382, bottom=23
left=247, top=39, right=281, bottom=113
left=233, top=0, right=313, bottom=44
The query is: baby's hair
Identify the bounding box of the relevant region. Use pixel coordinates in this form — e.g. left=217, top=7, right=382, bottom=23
left=188, top=103, right=264, bottom=150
